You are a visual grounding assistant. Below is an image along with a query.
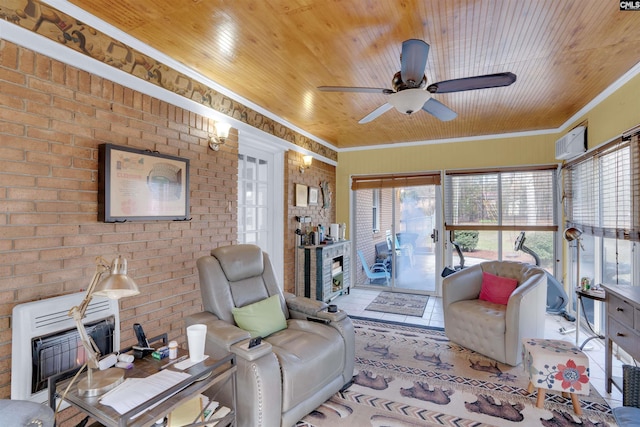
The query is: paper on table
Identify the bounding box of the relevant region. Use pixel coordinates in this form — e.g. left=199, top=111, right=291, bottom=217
left=173, top=355, right=209, bottom=371
left=99, top=369, right=190, bottom=415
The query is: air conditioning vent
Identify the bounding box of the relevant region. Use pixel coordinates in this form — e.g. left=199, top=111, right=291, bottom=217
left=555, top=126, right=586, bottom=160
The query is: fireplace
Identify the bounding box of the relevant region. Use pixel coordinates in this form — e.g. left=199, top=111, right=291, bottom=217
left=11, top=292, right=120, bottom=405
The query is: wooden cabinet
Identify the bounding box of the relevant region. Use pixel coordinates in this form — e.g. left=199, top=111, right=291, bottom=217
left=296, top=241, right=351, bottom=302
left=603, top=284, right=640, bottom=393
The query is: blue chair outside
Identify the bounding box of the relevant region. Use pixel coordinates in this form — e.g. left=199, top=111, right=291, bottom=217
left=357, top=250, right=390, bottom=285
left=386, top=230, right=415, bottom=268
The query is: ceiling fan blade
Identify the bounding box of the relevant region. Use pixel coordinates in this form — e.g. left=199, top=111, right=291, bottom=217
left=400, top=39, right=429, bottom=85
left=318, top=86, right=393, bottom=94
left=359, top=103, right=393, bottom=124
left=427, top=72, right=517, bottom=94
left=422, top=98, right=457, bottom=121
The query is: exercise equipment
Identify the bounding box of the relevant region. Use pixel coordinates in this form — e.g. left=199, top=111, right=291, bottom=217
left=514, top=232, right=575, bottom=322
left=441, top=239, right=465, bottom=278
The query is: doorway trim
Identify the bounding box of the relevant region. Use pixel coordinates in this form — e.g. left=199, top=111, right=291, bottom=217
left=238, top=128, right=286, bottom=284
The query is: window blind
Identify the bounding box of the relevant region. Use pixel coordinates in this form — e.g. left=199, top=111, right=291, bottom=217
left=444, top=167, right=557, bottom=231
left=351, top=172, right=440, bottom=190
left=563, top=131, right=640, bottom=241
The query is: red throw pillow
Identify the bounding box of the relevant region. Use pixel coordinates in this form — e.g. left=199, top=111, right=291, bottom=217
left=479, top=272, right=518, bottom=305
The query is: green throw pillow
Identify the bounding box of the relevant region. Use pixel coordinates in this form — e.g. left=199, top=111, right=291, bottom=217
left=232, top=294, right=287, bottom=338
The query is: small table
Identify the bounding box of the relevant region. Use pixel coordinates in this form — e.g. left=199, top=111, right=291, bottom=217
left=574, top=287, right=606, bottom=349
left=50, top=337, right=236, bottom=427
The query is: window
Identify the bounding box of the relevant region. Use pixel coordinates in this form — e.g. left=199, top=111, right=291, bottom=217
left=563, top=131, right=640, bottom=283
left=444, top=166, right=558, bottom=267
left=562, top=128, right=640, bottom=332
left=564, top=135, right=639, bottom=241
left=238, top=154, right=269, bottom=247
left=372, top=189, right=380, bottom=232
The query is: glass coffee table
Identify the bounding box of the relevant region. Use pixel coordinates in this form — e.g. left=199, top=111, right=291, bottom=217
left=49, top=335, right=236, bottom=427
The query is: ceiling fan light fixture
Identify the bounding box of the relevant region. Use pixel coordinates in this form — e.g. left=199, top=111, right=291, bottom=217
left=389, top=89, right=431, bottom=115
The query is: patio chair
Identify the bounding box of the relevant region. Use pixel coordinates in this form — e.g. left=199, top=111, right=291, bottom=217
left=357, top=250, right=390, bottom=285
left=374, top=241, right=392, bottom=272
left=386, top=230, right=414, bottom=268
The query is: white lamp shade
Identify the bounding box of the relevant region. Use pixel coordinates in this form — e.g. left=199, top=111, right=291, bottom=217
left=215, top=121, right=232, bottom=139
left=388, top=89, right=430, bottom=115
left=93, top=256, right=139, bottom=299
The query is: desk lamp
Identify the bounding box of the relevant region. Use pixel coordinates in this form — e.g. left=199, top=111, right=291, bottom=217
left=68, top=255, right=139, bottom=396
left=564, top=227, right=584, bottom=345
left=564, top=227, right=584, bottom=290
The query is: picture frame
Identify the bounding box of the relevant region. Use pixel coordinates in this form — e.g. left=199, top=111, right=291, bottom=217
left=295, top=183, right=308, bottom=207
left=308, top=186, right=319, bottom=206
left=98, top=143, right=190, bottom=222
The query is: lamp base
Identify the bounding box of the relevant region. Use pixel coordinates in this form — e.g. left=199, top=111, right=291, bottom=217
left=77, top=368, right=125, bottom=397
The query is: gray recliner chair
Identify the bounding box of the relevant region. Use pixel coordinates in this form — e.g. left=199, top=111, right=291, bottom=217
left=0, top=400, right=55, bottom=427
left=187, top=244, right=355, bottom=427
left=442, top=260, right=547, bottom=366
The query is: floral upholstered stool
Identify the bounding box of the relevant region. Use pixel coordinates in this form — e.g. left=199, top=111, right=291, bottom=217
left=522, top=338, right=590, bottom=415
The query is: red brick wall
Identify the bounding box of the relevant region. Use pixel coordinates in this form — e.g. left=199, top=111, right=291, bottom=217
left=353, top=188, right=394, bottom=285
left=0, top=41, right=240, bottom=399
left=284, top=151, right=336, bottom=293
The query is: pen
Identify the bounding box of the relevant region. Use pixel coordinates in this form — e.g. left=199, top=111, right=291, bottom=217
left=160, top=354, right=188, bottom=370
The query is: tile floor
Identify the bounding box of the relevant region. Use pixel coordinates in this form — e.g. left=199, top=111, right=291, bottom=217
left=332, top=287, right=625, bottom=409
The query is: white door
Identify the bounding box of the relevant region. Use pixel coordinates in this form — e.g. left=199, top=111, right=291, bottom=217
left=238, top=131, right=285, bottom=284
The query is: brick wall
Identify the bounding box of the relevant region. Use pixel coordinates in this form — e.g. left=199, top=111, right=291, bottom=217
left=353, top=188, right=394, bottom=285
left=284, top=151, right=336, bottom=293
left=0, top=40, right=241, bottom=401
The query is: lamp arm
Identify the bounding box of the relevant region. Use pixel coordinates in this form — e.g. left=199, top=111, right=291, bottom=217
left=67, top=258, right=110, bottom=370
left=70, top=308, right=101, bottom=370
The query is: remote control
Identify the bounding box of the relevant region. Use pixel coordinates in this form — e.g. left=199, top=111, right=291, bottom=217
left=248, top=336, right=262, bottom=348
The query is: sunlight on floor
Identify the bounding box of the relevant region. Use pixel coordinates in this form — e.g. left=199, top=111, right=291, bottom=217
left=333, top=287, right=624, bottom=409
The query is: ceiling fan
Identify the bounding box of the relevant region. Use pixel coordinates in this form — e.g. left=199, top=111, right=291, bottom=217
left=318, top=39, right=516, bottom=124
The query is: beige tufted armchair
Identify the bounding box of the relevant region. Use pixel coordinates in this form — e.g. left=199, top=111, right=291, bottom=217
left=442, top=260, right=547, bottom=366
left=187, top=244, right=355, bottom=427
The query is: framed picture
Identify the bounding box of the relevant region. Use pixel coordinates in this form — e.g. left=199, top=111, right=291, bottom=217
left=98, top=143, right=190, bottom=222
left=295, top=183, right=308, bottom=207
left=308, top=187, right=319, bottom=206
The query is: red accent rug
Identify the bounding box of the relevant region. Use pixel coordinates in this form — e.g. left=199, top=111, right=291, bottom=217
left=297, top=317, right=616, bottom=427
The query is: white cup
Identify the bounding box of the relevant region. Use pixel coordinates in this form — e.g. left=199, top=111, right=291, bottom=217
left=186, top=324, right=207, bottom=362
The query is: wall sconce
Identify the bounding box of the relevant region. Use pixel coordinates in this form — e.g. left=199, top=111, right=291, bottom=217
left=299, top=155, right=313, bottom=173
left=208, top=121, right=232, bottom=151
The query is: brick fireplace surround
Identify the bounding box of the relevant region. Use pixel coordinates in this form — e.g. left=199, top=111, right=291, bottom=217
left=0, top=39, right=336, bottom=423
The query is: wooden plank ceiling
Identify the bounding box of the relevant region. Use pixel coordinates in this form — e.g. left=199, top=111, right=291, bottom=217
left=67, top=0, right=640, bottom=149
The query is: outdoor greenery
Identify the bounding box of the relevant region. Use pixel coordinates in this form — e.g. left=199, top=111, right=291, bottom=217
left=454, top=231, right=479, bottom=251
left=523, top=232, right=554, bottom=267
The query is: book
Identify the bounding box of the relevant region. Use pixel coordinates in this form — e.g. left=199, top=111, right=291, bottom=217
left=167, top=396, right=202, bottom=427
left=168, top=394, right=221, bottom=427
left=205, top=406, right=231, bottom=426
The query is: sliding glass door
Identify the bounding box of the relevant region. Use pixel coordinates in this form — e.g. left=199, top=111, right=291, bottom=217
left=390, top=185, right=441, bottom=293
left=352, top=173, right=442, bottom=296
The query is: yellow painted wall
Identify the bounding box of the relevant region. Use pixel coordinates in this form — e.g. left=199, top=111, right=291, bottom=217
left=335, top=71, right=640, bottom=228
